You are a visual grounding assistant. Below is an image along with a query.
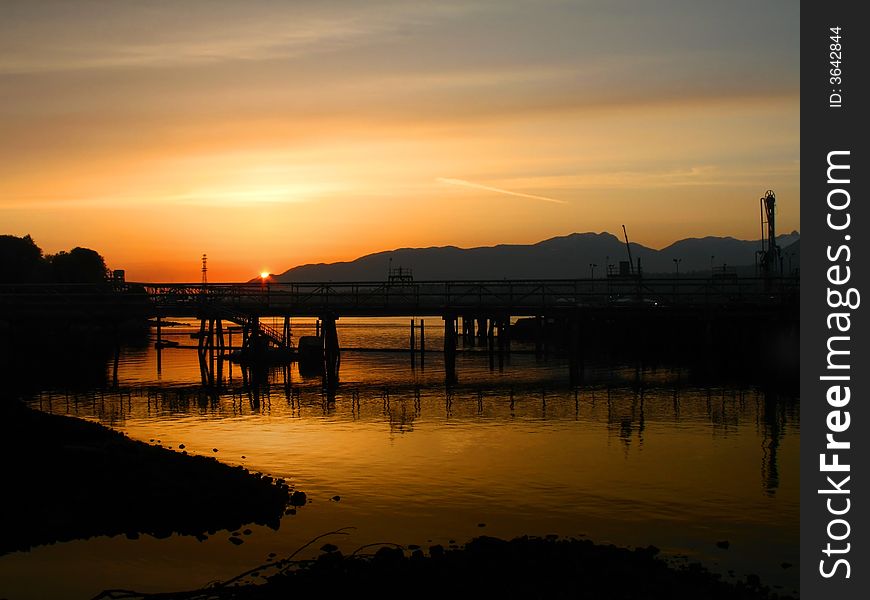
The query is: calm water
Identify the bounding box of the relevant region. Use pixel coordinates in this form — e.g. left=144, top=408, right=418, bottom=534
left=0, top=318, right=799, bottom=599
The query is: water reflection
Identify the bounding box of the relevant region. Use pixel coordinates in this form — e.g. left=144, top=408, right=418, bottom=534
left=5, top=320, right=800, bottom=597
left=32, top=357, right=798, bottom=500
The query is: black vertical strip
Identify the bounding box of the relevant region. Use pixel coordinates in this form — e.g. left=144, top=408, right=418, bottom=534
left=801, top=2, right=868, bottom=598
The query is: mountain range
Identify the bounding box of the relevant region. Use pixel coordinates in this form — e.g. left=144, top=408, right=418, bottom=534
left=269, top=231, right=800, bottom=282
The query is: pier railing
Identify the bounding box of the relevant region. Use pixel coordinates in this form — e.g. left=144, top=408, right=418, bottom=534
left=0, top=276, right=799, bottom=318
left=138, top=276, right=798, bottom=316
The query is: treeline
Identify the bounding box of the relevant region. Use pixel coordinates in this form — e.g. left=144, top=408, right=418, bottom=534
left=0, top=234, right=110, bottom=284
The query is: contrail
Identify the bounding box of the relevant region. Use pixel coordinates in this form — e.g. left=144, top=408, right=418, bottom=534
left=437, top=178, right=567, bottom=204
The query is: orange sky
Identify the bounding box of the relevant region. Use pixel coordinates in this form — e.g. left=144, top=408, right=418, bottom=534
left=0, top=1, right=800, bottom=282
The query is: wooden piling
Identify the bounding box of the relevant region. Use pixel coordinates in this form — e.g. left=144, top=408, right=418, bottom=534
left=216, top=319, right=225, bottom=354
left=410, top=318, right=416, bottom=368
left=443, top=313, right=457, bottom=383
left=321, top=313, right=340, bottom=388
left=156, top=315, right=163, bottom=373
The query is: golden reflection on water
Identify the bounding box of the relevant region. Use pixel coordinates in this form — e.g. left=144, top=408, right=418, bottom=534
left=1, top=319, right=799, bottom=599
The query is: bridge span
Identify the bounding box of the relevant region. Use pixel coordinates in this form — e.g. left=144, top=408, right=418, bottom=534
left=143, top=276, right=797, bottom=316
left=141, top=276, right=797, bottom=384
left=1, top=276, right=799, bottom=385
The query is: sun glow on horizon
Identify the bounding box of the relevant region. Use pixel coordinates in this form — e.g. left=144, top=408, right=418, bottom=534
left=0, top=1, right=799, bottom=282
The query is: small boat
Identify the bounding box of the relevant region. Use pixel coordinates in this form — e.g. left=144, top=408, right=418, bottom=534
left=297, top=336, right=324, bottom=376
left=154, top=340, right=180, bottom=349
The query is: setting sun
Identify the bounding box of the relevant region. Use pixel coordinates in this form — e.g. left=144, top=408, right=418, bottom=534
left=0, top=1, right=799, bottom=282
left=0, top=2, right=805, bottom=598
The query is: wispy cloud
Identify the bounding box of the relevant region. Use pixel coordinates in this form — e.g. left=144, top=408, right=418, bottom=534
left=0, top=1, right=480, bottom=75
left=0, top=183, right=336, bottom=210
left=436, top=178, right=567, bottom=204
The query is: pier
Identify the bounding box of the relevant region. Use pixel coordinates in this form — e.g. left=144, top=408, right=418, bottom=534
left=1, top=275, right=799, bottom=385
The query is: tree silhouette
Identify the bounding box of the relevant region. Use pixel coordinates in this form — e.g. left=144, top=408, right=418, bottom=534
left=0, top=234, right=47, bottom=283
left=48, top=247, right=109, bottom=283
left=0, top=235, right=110, bottom=284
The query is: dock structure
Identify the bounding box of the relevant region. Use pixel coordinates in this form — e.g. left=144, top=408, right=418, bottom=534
left=141, top=276, right=797, bottom=383
left=1, top=276, right=799, bottom=384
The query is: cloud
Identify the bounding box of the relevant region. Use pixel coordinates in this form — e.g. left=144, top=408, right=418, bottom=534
left=437, top=178, right=567, bottom=204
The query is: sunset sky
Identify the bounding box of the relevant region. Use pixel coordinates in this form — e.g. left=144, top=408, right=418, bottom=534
left=1, top=0, right=800, bottom=282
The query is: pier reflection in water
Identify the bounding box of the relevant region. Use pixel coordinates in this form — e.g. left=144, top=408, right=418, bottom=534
left=3, top=318, right=798, bottom=599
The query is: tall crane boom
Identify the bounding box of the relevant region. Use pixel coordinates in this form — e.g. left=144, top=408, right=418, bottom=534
left=759, top=190, right=780, bottom=275
left=622, top=224, right=634, bottom=275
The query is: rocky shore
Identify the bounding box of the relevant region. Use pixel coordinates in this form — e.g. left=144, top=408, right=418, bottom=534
left=0, top=401, right=290, bottom=555
left=0, top=402, right=796, bottom=599
left=93, top=535, right=796, bottom=599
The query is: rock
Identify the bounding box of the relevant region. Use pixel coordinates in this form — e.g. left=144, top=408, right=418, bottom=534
left=331, top=495, right=341, bottom=502
left=320, top=543, right=339, bottom=553
left=212, top=448, right=218, bottom=453
left=285, top=508, right=297, bottom=515
left=373, top=546, right=404, bottom=563
left=229, top=537, right=244, bottom=546
left=478, top=523, right=486, bottom=528
left=178, top=444, right=185, bottom=449
left=290, top=491, right=307, bottom=506
left=408, top=544, right=420, bottom=550
left=429, top=544, right=444, bottom=558
left=241, top=455, right=246, bottom=459
left=716, top=540, right=730, bottom=550
left=243, top=529, right=252, bottom=536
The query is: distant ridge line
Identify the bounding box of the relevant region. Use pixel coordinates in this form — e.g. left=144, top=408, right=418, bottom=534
left=261, top=231, right=800, bottom=283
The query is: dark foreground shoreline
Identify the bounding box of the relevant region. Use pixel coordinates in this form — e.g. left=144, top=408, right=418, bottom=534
left=1, top=403, right=795, bottom=600
left=93, top=535, right=796, bottom=600
left=0, top=402, right=290, bottom=555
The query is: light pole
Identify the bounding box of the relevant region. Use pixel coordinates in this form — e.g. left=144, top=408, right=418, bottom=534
left=710, top=255, right=715, bottom=274
left=589, top=263, right=597, bottom=280
left=673, top=258, right=681, bottom=277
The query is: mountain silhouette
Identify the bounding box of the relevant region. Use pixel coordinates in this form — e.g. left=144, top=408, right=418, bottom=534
left=269, top=231, right=800, bottom=282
